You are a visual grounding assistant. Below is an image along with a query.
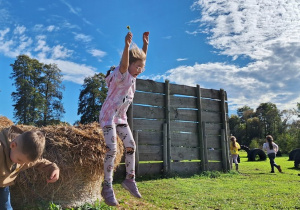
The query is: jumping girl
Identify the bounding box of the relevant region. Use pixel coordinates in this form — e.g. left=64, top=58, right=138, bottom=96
left=99, top=31, right=149, bottom=206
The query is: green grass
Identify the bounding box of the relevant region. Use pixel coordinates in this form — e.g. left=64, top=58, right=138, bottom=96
left=46, top=151, right=300, bottom=209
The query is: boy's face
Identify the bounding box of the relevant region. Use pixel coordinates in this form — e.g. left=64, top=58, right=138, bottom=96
left=10, top=135, right=31, bottom=164
left=129, top=60, right=145, bottom=78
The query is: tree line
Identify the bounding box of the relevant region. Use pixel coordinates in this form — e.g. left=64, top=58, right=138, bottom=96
left=10, top=55, right=107, bottom=126
left=229, top=103, right=300, bottom=154
left=10, top=55, right=300, bottom=153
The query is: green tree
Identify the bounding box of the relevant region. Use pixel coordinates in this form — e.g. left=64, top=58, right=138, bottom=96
left=11, top=55, right=65, bottom=126
left=237, top=105, right=253, bottom=123
left=256, top=102, right=281, bottom=138
left=10, top=55, right=43, bottom=124
left=78, top=73, right=107, bottom=124
left=38, top=63, right=65, bottom=126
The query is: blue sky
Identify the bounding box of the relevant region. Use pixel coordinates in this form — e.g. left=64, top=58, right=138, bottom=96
left=0, top=0, right=299, bottom=124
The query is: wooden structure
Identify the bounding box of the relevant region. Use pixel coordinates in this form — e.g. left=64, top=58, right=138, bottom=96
left=116, top=79, right=230, bottom=177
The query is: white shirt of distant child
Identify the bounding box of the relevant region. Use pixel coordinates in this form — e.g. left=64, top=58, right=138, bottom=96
left=263, top=142, right=279, bottom=154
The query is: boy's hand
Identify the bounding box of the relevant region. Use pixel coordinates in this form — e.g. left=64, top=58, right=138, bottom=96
left=47, top=169, right=60, bottom=183
left=125, top=32, right=132, bottom=47
left=143, top=32, right=149, bottom=45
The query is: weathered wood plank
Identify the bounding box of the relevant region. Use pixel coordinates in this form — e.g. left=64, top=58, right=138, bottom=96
left=133, top=105, right=165, bottom=120
left=170, top=121, right=198, bottom=133
left=170, top=132, right=199, bottom=147
left=136, top=79, right=226, bottom=100
left=170, top=95, right=197, bottom=109
left=138, top=163, right=164, bottom=176
left=171, top=146, right=200, bottom=161
left=115, top=163, right=164, bottom=178
left=169, top=83, right=224, bottom=100
left=134, top=92, right=226, bottom=113
left=136, top=79, right=164, bottom=93
left=138, top=145, right=163, bottom=161
left=170, top=108, right=198, bottom=121
left=207, top=149, right=222, bottom=161
left=169, top=83, right=196, bottom=96
left=201, top=99, right=220, bottom=112
left=204, top=123, right=222, bottom=135
left=207, top=162, right=223, bottom=171
left=206, top=135, right=222, bottom=149
left=137, top=131, right=163, bottom=145
left=133, top=119, right=164, bottom=131
left=202, top=111, right=222, bottom=123
left=134, top=91, right=164, bottom=106
left=171, top=162, right=201, bottom=175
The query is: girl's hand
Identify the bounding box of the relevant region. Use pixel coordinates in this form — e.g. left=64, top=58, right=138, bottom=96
left=47, top=169, right=60, bottom=183
left=125, top=32, right=132, bottom=47
left=143, top=32, right=149, bottom=45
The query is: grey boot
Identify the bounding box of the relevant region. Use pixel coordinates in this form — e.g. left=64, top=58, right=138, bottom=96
left=235, top=164, right=239, bottom=171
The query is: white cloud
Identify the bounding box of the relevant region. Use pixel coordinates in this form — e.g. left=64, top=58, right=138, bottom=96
left=168, top=0, right=300, bottom=113
left=162, top=36, right=172, bottom=39
left=40, top=58, right=96, bottom=84
left=192, top=0, right=300, bottom=60
left=0, top=25, right=95, bottom=84
left=13, top=25, right=26, bottom=34
left=88, top=49, right=106, bottom=62
left=176, top=58, right=188, bottom=61
left=51, top=45, right=73, bottom=59
left=73, top=32, right=92, bottom=43
left=47, top=25, right=58, bottom=32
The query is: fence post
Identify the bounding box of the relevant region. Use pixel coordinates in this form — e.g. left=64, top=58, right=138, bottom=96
left=202, top=122, right=208, bottom=171
left=164, top=80, right=171, bottom=173
left=220, top=89, right=230, bottom=171
left=221, top=129, right=228, bottom=172
left=163, top=123, right=168, bottom=175
left=196, top=85, right=204, bottom=172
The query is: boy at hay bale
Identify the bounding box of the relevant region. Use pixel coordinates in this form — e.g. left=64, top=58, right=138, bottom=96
left=0, top=125, right=60, bottom=210
left=0, top=120, right=124, bottom=208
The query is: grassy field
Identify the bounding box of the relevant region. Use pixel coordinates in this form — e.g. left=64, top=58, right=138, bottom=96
left=49, top=151, right=299, bottom=210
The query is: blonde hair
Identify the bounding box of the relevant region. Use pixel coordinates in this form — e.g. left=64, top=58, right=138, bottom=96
left=129, top=43, right=146, bottom=65
left=230, top=136, right=237, bottom=148
left=19, top=130, right=46, bottom=161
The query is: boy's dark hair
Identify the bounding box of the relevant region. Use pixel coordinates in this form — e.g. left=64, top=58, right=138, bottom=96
left=266, top=135, right=273, bottom=150
left=20, top=130, right=46, bottom=161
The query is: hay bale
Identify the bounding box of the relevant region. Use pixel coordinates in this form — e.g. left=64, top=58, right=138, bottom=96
left=0, top=116, right=14, bottom=129
left=0, top=118, right=124, bottom=209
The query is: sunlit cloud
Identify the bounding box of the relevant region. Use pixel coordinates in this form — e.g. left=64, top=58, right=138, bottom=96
left=73, top=32, right=92, bottom=43
left=166, top=0, right=300, bottom=112
left=88, top=49, right=107, bottom=62
left=176, top=58, right=188, bottom=61
left=40, top=58, right=96, bottom=84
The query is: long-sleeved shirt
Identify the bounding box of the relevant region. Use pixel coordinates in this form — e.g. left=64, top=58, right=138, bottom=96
left=0, top=126, right=59, bottom=187
left=99, top=66, right=136, bottom=127
left=263, top=142, right=279, bottom=154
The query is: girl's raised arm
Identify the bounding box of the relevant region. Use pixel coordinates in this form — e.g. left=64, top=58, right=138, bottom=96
left=119, top=32, right=132, bottom=74
left=142, top=32, right=149, bottom=55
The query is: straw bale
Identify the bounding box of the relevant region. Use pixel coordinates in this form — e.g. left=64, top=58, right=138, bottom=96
left=0, top=116, right=14, bottom=129
left=0, top=118, right=124, bottom=209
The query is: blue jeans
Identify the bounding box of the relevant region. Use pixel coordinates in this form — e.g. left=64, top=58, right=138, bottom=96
left=268, top=153, right=278, bottom=172
left=0, top=186, right=13, bottom=210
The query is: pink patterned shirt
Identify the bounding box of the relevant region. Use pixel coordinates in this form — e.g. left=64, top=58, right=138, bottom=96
left=99, top=66, right=136, bottom=127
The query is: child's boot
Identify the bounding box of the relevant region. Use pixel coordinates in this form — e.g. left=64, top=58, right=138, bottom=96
left=277, top=165, right=282, bottom=173
left=122, top=179, right=142, bottom=198
left=235, top=164, right=239, bottom=171
left=101, top=185, right=119, bottom=206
